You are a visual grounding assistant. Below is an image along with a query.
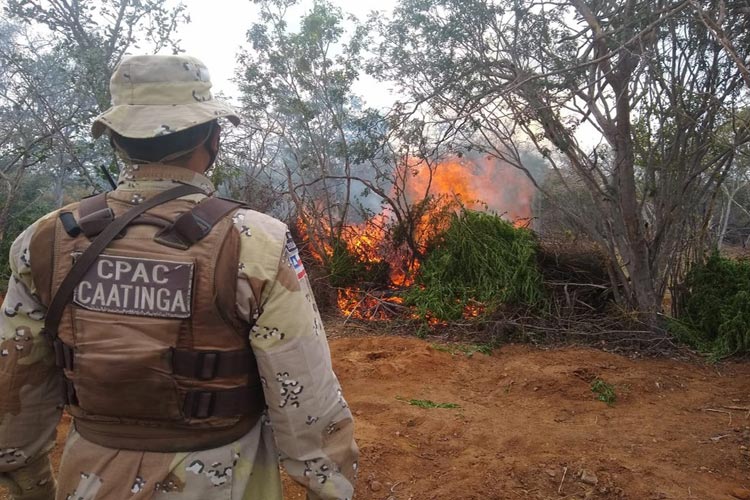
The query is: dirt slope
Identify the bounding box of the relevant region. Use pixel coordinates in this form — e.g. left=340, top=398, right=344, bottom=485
left=6, top=333, right=750, bottom=500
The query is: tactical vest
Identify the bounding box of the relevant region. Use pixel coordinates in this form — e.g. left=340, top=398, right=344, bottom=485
left=29, top=186, right=265, bottom=452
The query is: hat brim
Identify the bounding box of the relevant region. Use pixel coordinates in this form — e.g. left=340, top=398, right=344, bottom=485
left=91, top=99, right=241, bottom=139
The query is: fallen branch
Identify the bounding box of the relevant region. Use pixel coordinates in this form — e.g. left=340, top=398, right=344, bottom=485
left=702, top=408, right=733, bottom=425
left=558, top=466, right=568, bottom=494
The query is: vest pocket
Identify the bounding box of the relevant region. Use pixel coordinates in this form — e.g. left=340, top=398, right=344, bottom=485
left=71, top=310, right=183, bottom=420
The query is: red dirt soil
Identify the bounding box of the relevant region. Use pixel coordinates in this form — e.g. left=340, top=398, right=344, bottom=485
left=5, top=329, right=750, bottom=499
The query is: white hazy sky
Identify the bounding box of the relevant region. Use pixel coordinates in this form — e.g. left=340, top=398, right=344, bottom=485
left=176, top=0, right=399, bottom=108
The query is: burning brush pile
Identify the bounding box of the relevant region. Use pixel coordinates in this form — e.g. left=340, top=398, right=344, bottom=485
left=289, top=154, right=649, bottom=349
left=294, top=155, right=556, bottom=326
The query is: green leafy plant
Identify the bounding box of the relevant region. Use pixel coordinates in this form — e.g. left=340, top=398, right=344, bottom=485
left=326, top=238, right=389, bottom=288
left=397, top=396, right=460, bottom=409
left=405, top=210, right=545, bottom=321
left=591, top=379, right=617, bottom=406
left=676, top=253, right=750, bottom=357
left=430, top=342, right=494, bottom=357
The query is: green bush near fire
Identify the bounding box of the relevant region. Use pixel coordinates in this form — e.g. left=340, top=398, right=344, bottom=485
left=405, top=210, right=545, bottom=321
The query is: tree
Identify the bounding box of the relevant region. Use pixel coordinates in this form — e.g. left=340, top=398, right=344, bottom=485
left=375, top=0, right=750, bottom=319
left=236, top=0, right=376, bottom=261
left=5, top=0, right=188, bottom=110
left=0, top=21, right=78, bottom=248
left=3, top=0, right=188, bottom=174
left=0, top=0, right=188, bottom=262
left=715, top=145, right=750, bottom=249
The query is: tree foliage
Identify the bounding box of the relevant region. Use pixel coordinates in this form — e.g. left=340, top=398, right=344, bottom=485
left=235, top=0, right=376, bottom=260
left=0, top=0, right=187, bottom=268
left=6, top=0, right=187, bottom=109
left=374, top=0, right=750, bottom=320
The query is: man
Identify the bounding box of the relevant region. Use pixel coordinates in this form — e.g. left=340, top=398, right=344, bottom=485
left=0, top=54, right=357, bottom=500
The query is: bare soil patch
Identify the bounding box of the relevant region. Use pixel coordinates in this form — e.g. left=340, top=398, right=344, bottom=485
left=5, top=327, right=750, bottom=499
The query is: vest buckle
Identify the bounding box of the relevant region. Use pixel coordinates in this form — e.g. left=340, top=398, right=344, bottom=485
left=196, top=351, right=219, bottom=380
left=184, top=391, right=215, bottom=419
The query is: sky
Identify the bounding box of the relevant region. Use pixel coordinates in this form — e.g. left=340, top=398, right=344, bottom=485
left=177, top=0, right=399, bottom=108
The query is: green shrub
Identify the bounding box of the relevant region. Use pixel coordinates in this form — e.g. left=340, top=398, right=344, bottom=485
left=677, top=253, right=750, bottom=356
left=718, top=291, right=750, bottom=354
left=591, top=378, right=617, bottom=406
left=326, top=238, right=389, bottom=288
left=405, top=210, right=545, bottom=321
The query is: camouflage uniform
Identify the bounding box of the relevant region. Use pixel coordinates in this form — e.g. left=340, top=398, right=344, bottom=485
left=0, top=55, right=357, bottom=500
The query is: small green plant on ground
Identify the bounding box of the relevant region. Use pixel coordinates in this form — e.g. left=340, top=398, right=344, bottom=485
left=675, top=253, right=750, bottom=358
left=405, top=209, right=545, bottom=322
left=430, top=342, right=494, bottom=357
left=591, top=378, right=617, bottom=406
left=396, top=396, right=460, bottom=409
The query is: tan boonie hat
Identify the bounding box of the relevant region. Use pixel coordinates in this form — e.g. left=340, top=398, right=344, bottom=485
left=91, top=54, right=240, bottom=139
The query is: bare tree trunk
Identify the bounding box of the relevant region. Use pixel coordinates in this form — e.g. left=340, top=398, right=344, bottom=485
left=54, top=153, right=68, bottom=208
left=0, top=152, right=30, bottom=246
left=718, top=194, right=732, bottom=249
left=612, top=56, right=659, bottom=317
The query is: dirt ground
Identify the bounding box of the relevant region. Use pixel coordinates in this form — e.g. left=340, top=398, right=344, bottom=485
left=8, top=325, right=750, bottom=500
left=298, top=332, right=750, bottom=500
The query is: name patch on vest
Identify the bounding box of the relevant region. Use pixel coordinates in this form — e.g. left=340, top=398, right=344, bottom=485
left=73, top=255, right=194, bottom=318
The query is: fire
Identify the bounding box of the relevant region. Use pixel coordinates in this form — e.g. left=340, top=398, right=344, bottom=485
left=336, top=288, right=405, bottom=321
left=462, top=302, right=486, bottom=319
left=296, top=210, right=333, bottom=264
left=339, top=214, right=387, bottom=265
left=339, top=212, right=420, bottom=287
left=298, top=155, right=536, bottom=321
left=403, top=156, right=535, bottom=223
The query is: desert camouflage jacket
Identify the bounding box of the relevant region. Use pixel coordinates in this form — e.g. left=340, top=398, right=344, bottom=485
left=0, top=165, right=358, bottom=500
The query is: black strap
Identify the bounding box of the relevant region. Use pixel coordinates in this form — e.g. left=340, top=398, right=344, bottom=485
left=183, top=385, right=265, bottom=419
left=43, top=184, right=206, bottom=338
left=62, top=377, right=78, bottom=406
left=172, top=348, right=257, bottom=380
left=155, top=197, right=243, bottom=249
left=52, top=338, right=75, bottom=370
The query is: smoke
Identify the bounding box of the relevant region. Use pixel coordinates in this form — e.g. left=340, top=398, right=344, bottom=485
left=347, top=149, right=548, bottom=227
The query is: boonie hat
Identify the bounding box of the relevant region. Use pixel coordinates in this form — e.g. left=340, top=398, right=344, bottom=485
left=92, top=54, right=240, bottom=139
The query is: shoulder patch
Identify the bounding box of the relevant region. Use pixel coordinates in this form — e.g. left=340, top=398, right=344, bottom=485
left=286, top=233, right=306, bottom=280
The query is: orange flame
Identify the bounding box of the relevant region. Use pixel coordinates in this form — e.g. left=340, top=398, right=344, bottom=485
left=336, top=288, right=405, bottom=321
left=403, top=156, right=535, bottom=223
left=299, top=155, right=535, bottom=320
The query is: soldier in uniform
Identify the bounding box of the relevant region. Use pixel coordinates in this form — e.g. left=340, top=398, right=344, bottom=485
left=0, top=54, right=358, bottom=500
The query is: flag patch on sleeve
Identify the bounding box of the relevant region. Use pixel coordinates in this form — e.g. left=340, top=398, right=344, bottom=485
left=286, top=233, right=306, bottom=280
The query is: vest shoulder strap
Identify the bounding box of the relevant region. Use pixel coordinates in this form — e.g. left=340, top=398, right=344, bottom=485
left=155, top=196, right=245, bottom=250
left=77, top=192, right=113, bottom=238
